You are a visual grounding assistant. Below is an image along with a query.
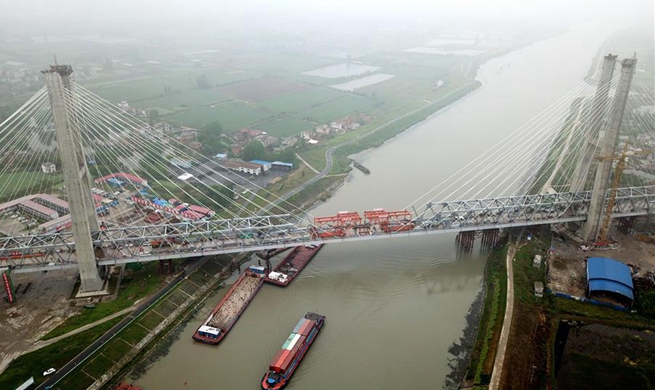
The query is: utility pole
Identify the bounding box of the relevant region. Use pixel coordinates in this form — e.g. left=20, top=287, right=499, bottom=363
left=582, top=58, right=637, bottom=242
left=569, top=54, right=617, bottom=193
left=42, top=65, right=103, bottom=293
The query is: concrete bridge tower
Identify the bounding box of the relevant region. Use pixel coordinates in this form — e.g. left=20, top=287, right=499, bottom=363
left=42, top=65, right=103, bottom=293
left=569, top=54, right=618, bottom=193
left=582, top=58, right=637, bottom=242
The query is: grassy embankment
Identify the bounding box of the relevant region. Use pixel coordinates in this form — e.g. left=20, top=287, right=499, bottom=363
left=0, top=317, right=125, bottom=389
left=53, top=256, right=231, bottom=390
left=41, top=262, right=167, bottom=340
left=464, top=241, right=508, bottom=388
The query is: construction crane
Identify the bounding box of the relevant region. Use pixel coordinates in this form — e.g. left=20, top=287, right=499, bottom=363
left=595, top=144, right=655, bottom=244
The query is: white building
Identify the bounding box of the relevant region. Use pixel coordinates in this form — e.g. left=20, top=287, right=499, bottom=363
left=41, top=162, right=56, bottom=174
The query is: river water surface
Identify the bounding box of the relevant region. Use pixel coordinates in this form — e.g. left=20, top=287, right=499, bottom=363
left=134, top=25, right=612, bottom=390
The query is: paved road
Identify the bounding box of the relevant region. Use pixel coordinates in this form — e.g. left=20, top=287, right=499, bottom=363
left=489, top=244, right=517, bottom=390
left=258, top=79, right=478, bottom=215
left=27, top=306, right=136, bottom=354
left=295, top=153, right=319, bottom=174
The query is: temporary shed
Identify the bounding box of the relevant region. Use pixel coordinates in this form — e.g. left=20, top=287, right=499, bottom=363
left=586, top=257, right=634, bottom=301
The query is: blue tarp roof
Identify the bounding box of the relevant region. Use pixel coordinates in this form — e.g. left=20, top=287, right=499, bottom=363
left=588, top=280, right=634, bottom=300
left=249, top=159, right=272, bottom=166
left=587, top=257, right=634, bottom=300
left=271, top=161, right=293, bottom=167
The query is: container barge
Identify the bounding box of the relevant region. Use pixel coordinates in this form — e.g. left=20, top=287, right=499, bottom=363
left=192, top=265, right=266, bottom=345
left=262, top=312, right=326, bottom=389
left=265, top=244, right=322, bottom=286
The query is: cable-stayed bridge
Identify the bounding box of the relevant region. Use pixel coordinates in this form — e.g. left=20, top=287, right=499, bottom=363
left=0, top=56, right=653, bottom=293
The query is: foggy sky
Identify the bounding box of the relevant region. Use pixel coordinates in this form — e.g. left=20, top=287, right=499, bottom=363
left=1, top=0, right=652, bottom=39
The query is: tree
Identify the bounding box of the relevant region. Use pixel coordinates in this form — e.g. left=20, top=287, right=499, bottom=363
left=242, top=140, right=269, bottom=161
left=274, top=147, right=297, bottom=164
left=197, top=121, right=223, bottom=156
left=148, top=109, right=160, bottom=125
left=196, top=75, right=211, bottom=89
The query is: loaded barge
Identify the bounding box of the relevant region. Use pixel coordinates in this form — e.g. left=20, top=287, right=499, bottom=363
left=192, top=265, right=266, bottom=344
left=262, top=312, right=326, bottom=389
left=265, top=244, right=323, bottom=286
left=256, top=247, right=291, bottom=260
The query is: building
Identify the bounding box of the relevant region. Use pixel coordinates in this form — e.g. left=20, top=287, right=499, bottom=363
left=220, top=160, right=263, bottom=176
left=41, top=162, right=56, bottom=174
left=257, top=135, right=279, bottom=147
left=534, top=281, right=544, bottom=297
left=215, top=153, right=228, bottom=159
left=249, top=159, right=272, bottom=172
left=18, top=200, right=59, bottom=220
left=533, top=254, right=542, bottom=268
left=281, top=137, right=298, bottom=147
left=586, top=257, right=634, bottom=305
left=176, top=130, right=198, bottom=143
left=33, top=194, right=70, bottom=214
left=235, top=128, right=264, bottom=142
left=95, top=173, right=148, bottom=187
left=271, top=161, right=294, bottom=171
left=231, top=145, right=243, bottom=156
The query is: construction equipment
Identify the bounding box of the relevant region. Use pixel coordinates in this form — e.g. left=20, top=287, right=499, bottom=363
left=595, top=144, right=654, bottom=244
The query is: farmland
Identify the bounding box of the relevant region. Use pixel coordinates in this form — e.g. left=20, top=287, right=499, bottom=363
left=167, top=102, right=272, bottom=131
left=257, top=87, right=346, bottom=113
left=299, top=94, right=381, bottom=123
left=221, top=77, right=309, bottom=102
left=139, top=89, right=233, bottom=111
left=257, top=116, right=316, bottom=138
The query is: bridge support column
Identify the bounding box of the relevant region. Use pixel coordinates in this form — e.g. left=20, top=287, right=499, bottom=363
left=570, top=54, right=617, bottom=193
left=456, top=231, right=476, bottom=251
left=43, top=65, right=103, bottom=293
left=582, top=58, right=636, bottom=242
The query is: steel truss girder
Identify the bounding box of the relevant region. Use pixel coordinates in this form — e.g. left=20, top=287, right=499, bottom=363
left=1, top=187, right=653, bottom=271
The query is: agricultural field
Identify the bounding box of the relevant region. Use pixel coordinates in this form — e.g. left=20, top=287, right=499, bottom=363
left=139, top=89, right=233, bottom=111
left=0, top=171, right=63, bottom=201
left=257, top=87, right=346, bottom=113
left=299, top=94, right=381, bottom=123
left=257, top=116, right=316, bottom=137
left=221, top=77, right=309, bottom=102
left=166, top=102, right=272, bottom=131
left=90, top=76, right=190, bottom=102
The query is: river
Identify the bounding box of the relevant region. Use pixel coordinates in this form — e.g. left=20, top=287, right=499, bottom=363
left=133, top=25, right=612, bottom=390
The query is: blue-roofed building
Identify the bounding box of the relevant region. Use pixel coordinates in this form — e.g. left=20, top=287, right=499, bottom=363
left=586, top=257, right=634, bottom=303
left=249, top=159, right=272, bottom=172
left=271, top=161, right=294, bottom=171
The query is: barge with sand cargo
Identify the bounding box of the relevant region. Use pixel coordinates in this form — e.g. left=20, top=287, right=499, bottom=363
left=192, top=265, right=266, bottom=344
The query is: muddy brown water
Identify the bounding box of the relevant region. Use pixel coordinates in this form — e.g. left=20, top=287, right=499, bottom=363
left=133, top=26, right=612, bottom=389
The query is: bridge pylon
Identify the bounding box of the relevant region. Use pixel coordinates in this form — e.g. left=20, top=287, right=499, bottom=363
left=569, top=54, right=617, bottom=193
left=42, top=65, right=103, bottom=293
left=582, top=58, right=637, bottom=242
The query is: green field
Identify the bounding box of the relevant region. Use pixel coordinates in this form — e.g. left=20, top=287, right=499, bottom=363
left=258, top=116, right=316, bottom=137
left=166, top=102, right=272, bottom=131
left=0, top=171, right=63, bottom=202
left=139, top=89, right=233, bottom=111
left=91, top=76, right=190, bottom=102
left=299, top=94, right=380, bottom=123
left=257, top=87, right=346, bottom=113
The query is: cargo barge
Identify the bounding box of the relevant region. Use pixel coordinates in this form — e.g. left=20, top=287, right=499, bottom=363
left=262, top=312, right=326, bottom=389
left=256, top=247, right=291, bottom=260
left=192, top=265, right=266, bottom=345
left=265, top=244, right=322, bottom=286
